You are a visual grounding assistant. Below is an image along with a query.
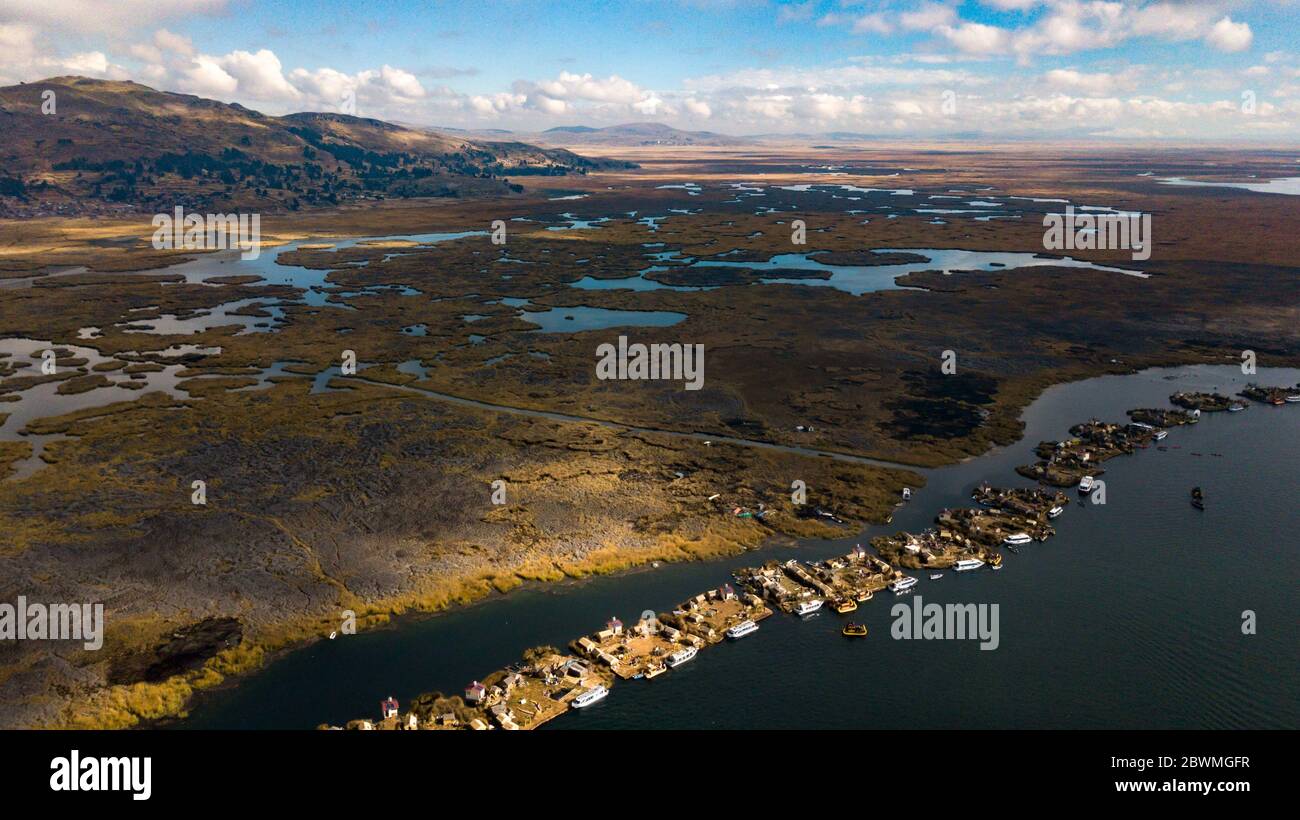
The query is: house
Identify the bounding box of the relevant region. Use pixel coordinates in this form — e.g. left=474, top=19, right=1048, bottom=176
left=717, top=583, right=736, bottom=600
left=605, top=616, right=623, bottom=635
left=465, top=681, right=487, bottom=704
left=380, top=696, right=399, bottom=719
left=560, top=659, right=589, bottom=680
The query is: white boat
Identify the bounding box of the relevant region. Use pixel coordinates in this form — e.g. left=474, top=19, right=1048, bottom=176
left=1003, top=533, right=1033, bottom=546
left=328, top=631, right=337, bottom=640
left=1227, top=404, right=1245, bottom=413
left=929, top=573, right=944, bottom=580
left=953, top=558, right=985, bottom=572
left=991, top=564, right=1003, bottom=571
left=1287, top=395, right=1300, bottom=403
left=793, top=599, right=823, bottom=617
left=1078, top=475, right=1095, bottom=494
left=570, top=685, right=609, bottom=709
left=725, top=620, right=759, bottom=639
left=1047, top=505, right=1064, bottom=519
left=666, top=646, right=698, bottom=667
left=1152, top=429, right=1168, bottom=441
left=889, top=577, right=918, bottom=593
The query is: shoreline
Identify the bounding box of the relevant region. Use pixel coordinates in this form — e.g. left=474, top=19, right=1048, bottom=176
left=156, top=364, right=1298, bottom=731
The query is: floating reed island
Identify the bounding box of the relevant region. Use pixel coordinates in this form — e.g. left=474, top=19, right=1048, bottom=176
left=1239, top=383, right=1300, bottom=406
left=321, top=382, right=1298, bottom=731
left=1170, top=391, right=1245, bottom=412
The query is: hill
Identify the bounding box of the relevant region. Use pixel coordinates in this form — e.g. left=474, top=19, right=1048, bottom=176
left=0, top=77, right=633, bottom=216
left=532, top=122, right=750, bottom=147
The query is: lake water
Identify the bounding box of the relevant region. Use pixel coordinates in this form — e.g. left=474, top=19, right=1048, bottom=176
left=179, top=364, right=1299, bottom=730
left=1158, top=176, right=1300, bottom=196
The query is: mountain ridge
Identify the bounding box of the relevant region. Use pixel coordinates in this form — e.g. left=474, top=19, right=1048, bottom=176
left=0, top=76, right=634, bottom=216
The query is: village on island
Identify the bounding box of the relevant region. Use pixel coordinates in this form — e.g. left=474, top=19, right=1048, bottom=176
left=324, top=381, right=1299, bottom=731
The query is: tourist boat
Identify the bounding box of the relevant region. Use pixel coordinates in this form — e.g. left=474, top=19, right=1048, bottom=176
left=1286, top=395, right=1300, bottom=403
left=793, top=599, right=824, bottom=616
left=834, top=599, right=857, bottom=614
left=953, top=558, right=985, bottom=572
left=889, top=576, right=918, bottom=593
left=1003, top=533, right=1033, bottom=546
left=1078, top=475, right=1095, bottom=494
left=1047, top=505, right=1064, bottom=519
left=842, top=623, right=868, bottom=637
left=666, top=646, right=698, bottom=668
left=725, top=620, right=759, bottom=640
left=1152, top=429, right=1168, bottom=441
left=571, top=685, right=609, bottom=709
left=643, top=664, right=667, bottom=679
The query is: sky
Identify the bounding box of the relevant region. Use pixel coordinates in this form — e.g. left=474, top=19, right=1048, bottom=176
left=2, top=0, right=1299, bottom=139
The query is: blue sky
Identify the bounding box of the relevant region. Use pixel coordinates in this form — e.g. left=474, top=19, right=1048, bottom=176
left=3, top=1, right=1298, bottom=139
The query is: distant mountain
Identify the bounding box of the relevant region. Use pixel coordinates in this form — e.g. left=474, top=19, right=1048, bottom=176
left=0, top=76, right=633, bottom=216
left=531, top=122, right=751, bottom=147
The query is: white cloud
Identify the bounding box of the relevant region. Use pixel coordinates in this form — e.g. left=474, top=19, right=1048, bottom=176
left=899, top=2, right=958, bottom=31
left=683, top=97, right=713, bottom=118
left=1044, top=68, right=1134, bottom=95
left=777, top=1, right=816, bottom=23
left=938, top=22, right=1011, bottom=55
left=0, top=0, right=228, bottom=34
left=1205, top=16, right=1252, bottom=53
left=852, top=13, right=894, bottom=34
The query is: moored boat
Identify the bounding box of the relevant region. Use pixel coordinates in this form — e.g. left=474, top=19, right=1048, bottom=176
left=889, top=576, right=918, bottom=593
left=1078, top=475, right=1096, bottom=494
left=666, top=646, right=698, bottom=667
left=571, top=685, right=609, bottom=708
left=793, top=599, right=824, bottom=616
left=725, top=620, right=759, bottom=639
left=834, top=599, right=857, bottom=614
left=953, top=558, right=985, bottom=572
left=1048, top=505, right=1064, bottom=519
left=1003, top=532, right=1033, bottom=545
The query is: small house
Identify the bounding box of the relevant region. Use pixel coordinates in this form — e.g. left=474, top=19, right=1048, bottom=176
left=465, top=681, right=487, bottom=704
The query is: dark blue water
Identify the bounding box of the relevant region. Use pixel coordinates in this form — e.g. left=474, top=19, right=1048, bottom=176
left=180, top=365, right=1299, bottom=729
